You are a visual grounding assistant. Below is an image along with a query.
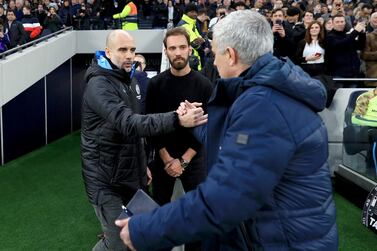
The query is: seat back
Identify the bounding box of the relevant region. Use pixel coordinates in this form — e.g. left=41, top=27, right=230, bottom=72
left=343, top=90, right=370, bottom=155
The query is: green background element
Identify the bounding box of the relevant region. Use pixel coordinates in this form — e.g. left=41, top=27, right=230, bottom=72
left=0, top=132, right=376, bottom=250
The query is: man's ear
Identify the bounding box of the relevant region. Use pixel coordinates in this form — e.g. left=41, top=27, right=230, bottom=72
left=105, top=47, right=111, bottom=58
left=227, top=47, right=237, bottom=66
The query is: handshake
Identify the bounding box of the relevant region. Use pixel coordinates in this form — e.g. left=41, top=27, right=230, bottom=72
left=176, top=100, right=208, bottom=128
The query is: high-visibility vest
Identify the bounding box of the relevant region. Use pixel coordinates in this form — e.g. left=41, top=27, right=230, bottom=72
left=113, top=1, right=138, bottom=30
left=352, top=94, right=377, bottom=127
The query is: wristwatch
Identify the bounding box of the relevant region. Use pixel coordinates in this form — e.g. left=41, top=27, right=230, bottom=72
left=179, top=157, right=190, bottom=169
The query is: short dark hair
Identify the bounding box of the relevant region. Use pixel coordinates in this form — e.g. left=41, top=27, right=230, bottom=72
left=163, top=27, right=190, bottom=48
left=362, top=4, right=373, bottom=10
left=272, top=8, right=285, bottom=16
left=6, top=9, right=15, bottom=15
left=332, top=13, right=345, bottom=19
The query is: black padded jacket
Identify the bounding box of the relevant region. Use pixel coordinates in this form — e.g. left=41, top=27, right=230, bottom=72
left=81, top=60, right=178, bottom=205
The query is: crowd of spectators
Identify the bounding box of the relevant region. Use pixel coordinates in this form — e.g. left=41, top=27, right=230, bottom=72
left=0, top=0, right=377, bottom=87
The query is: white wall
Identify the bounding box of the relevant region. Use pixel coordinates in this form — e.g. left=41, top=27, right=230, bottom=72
left=0, top=29, right=165, bottom=107
left=75, top=30, right=164, bottom=54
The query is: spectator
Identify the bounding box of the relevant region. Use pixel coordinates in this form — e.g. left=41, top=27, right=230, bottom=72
left=0, top=21, right=10, bottom=52
left=59, top=0, right=72, bottom=27
left=271, top=8, right=294, bottom=59
left=35, top=4, right=47, bottom=26
left=324, top=17, right=334, bottom=32
left=296, top=20, right=326, bottom=77
left=21, top=5, right=42, bottom=42
left=292, top=10, right=314, bottom=45
left=44, top=6, right=62, bottom=33
left=167, top=0, right=180, bottom=26
left=285, top=6, right=301, bottom=31
left=367, top=9, right=377, bottom=32
left=0, top=5, right=6, bottom=23
left=113, top=0, right=138, bottom=30
left=15, top=0, right=24, bottom=21
left=325, top=14, right=366, bottom=82
left=4, top=9, right=25, bottom=48
left=361, top=12, right=377, bottom=86
left=177, top=3, right=205, bottom=71
left=133, top=54, right=149, bottom=114
left=76, top=3, right=90, bottom=30
left=116, top=10, right=338, bottom=251
left=208, top=5, right=227, bottom=31
left=273, top=0, right=284, bottom=10
left=81, top=29, right=207, bottom=251
left=151, top=0, right=168, bottom=28
left=323, top=0, right=353, bottom=31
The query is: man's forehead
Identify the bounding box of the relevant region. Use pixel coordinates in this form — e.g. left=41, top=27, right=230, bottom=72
left=166, top=35, right=189, bottom=47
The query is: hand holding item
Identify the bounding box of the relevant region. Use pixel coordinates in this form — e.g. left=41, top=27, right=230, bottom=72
left=115, top=218, right=136, bottom=251
left=306, top=53, right=321, bottom=62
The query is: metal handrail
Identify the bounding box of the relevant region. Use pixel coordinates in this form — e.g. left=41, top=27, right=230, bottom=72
left=333, top=78, right=377, bottom=82
left=0, top=26, right=73, bottom=60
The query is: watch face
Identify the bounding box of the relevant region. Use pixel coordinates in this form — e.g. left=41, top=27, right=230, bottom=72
left=180, top=158, right=189, bottom=169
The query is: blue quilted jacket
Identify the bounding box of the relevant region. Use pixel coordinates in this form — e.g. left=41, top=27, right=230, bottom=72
left=129, top=53, right=338, bottom=251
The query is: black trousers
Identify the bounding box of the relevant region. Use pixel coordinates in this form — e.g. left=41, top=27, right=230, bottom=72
left=151, top=156, right=206, bottom=204
left=151, top=156, right=207, bottom=251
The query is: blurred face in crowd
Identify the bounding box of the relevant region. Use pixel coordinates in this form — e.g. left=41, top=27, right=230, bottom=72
left=303, top=12, right=314, bottom=24
left=333, top=16, right=346, bottom=31
left=49, top=7, right=56, bottom=15
left=216, top=8, right=227, bottom=19
left=317, top=17, right=324, bottom=25
left=325, top=18, right=333, bottom=31
left=165, top=35, right=191, bottom=71
left=309, top=23, right=321, bottom=37
left=38, top=4, right=44, bottom=12
left=274, top=0, right=283, bottom=9
left=0, top=6, right=4, bottom=16
left=9, top=1, right=16, bottom=9
left=370, top=13, right=377, bottom=28
left=255, top=0, right=264, bottom=9
left=15, top=0, right=22, bottom=9
left=223, top=0, right=231, bottom=7
left=362, top=7, right=373, bottom=16
left=184, top=0, right=190, bottom=5
left=272, top=10, right=284, bottom=23
left=314, top=4, right=321, bottom=13
left=134, top=55, right=146, bottom=71
left=22, top=7, right=30, bottom=15
left=187, top=10, right=198, bottom=19
left=333, top=0, right=343, bottom=13
left=321, top=5, right=328, bottom=14
left=7, top=11, right=16, bottom=21
left=106, top=31, right=136, bottom=71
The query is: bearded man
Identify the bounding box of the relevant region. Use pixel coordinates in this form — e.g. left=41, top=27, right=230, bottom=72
left=145, top=27, right=212, bottom=251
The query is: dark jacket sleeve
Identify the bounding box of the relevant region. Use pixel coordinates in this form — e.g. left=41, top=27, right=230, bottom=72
left=84, top=76, right=178, bottom=138
left=361, top=33, right=377, bottom=61
left=295, top=39, right=307, bottom=64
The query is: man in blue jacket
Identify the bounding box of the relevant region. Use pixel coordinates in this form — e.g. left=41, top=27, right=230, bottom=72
left=116, top=10, right=338, bottom=251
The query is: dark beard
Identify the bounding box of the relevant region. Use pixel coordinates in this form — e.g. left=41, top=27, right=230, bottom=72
left=169, top=56, right=189, bottom=71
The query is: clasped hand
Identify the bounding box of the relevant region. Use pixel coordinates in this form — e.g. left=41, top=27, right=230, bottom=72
left=164, top=159, right=184, bottom=177
left=176, top=101, right=208, bottom=127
